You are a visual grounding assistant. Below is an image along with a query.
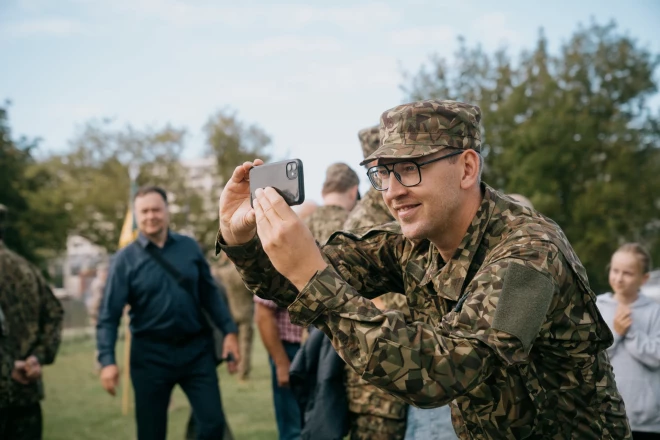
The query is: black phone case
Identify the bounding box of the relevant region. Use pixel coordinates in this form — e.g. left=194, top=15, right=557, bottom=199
left=249, top=159, right=305, bottom=208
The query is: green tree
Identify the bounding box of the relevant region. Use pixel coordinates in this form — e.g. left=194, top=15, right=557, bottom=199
left=0, top=103, right=70, bottom=265
left=36, top=119, right=190, bottom=253
left=402, top=21, right=660, bottom=292
left=204, top=108, right=272, bottom=179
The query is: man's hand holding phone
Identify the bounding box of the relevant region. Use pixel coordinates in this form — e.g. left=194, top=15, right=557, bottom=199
left=253, top=187, right=327, bottom=291
left=219, top=159, right=263, bottom=246
left=219, top=158, right=326, bottom=290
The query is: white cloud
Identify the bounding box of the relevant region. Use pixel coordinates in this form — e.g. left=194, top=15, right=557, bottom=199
left=104, top=0, right=397, bottom=30
left=287, top=55, right=400, bottom=91
left=470, top=12, right=522, bottom=48
left=390, top=25, right=455, bottom=46
left=4, top=17, right=86, bottom=37
left=246, top=36, right=342, bottom=57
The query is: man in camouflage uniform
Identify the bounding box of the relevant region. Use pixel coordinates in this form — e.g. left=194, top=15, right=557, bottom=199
left=0, top=204, right=64, bottom=440
left=215, top=257, right=254, bottom=381
left=342, top=125, right=409, bottom=440
left=216, top=100, right=632, bottom=439
left=304, top=162, right=360, bottom=245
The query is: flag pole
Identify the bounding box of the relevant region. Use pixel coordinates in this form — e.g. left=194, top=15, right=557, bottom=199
left=121, top=163, right=139, bottom=416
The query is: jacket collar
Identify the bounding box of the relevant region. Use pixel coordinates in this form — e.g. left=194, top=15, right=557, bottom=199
left=419, top=184, right=495, bottom=301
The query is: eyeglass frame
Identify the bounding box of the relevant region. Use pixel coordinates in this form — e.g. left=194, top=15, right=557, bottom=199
left=366, top=149, right=465, bottom=191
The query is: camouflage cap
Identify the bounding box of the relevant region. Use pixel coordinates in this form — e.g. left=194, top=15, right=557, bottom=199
left=360, top=99, right=482, bottom=166
left=322, top=162, right=360, bottom=195
left=357, top=125, right=380, bottom=159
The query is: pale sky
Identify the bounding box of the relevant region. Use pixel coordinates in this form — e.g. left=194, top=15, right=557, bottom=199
left=1, top=0, right=659, bottom=203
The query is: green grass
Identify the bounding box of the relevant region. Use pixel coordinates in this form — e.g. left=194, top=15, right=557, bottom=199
left=43, top=333, right=277, bottom=440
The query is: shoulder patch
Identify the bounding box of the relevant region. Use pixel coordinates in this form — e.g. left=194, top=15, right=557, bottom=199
left=492, top=262, right=554, bottom=352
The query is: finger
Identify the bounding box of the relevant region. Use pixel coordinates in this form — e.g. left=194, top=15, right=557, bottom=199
left=253, top=193, right=273, bottom=230
left=256, top=188, right=287, bottom=225
left=240, top=159, right=265, bottom=180
left=262, top=187, right=297, bottom=222
left=229, top=164, right=250, bottom=184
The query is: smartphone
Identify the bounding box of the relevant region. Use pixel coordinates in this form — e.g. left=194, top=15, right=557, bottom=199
left=249, top=159, right=305, bottom=208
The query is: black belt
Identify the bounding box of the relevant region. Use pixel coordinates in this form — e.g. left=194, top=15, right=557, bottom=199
left=135, top=330, right=207, bottom=346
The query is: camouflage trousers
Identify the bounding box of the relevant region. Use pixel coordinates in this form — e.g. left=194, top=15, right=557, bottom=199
left=236, top=320, right=254, bottom=381
left=0, top=402, right=42, bottom=440
left=348, top=413, right=407, bottom=440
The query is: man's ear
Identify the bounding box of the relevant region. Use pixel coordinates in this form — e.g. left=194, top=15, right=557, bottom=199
left=460, top=150, right=480, bottom=189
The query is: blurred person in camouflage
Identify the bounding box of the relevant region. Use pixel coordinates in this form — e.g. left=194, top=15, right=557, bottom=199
left=87, top=261, right=109, bottom=327
left=216, top=99, right=632, bottom=439
left=292, top=200, right=318, bottom=222
left=304, top=162, right=360, bottom=244
left=342, top=125, right=410, bottom=440
left=214, top=256, right=254, bottom=382
left=0, top=204, right=64, bottom=440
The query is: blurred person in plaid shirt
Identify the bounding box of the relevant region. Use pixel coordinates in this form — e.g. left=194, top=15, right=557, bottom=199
left=254, top=296, right=304, bottom=440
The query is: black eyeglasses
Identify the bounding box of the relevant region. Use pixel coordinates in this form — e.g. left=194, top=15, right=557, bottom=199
left=366, top=149, right=464, bottom=191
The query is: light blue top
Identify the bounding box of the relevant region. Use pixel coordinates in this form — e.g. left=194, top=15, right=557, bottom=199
left=596, top=292, right=660, bottom=433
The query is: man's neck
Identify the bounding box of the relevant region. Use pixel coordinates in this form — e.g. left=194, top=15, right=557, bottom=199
left=323, top=193, right=352, bottom=212
left=432, top=188, right=483, bottom=262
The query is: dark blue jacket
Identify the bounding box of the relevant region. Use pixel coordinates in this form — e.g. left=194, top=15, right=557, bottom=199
left=97, top=231, right=237, bottom=367
left=290, top=327, right=348, bottom=440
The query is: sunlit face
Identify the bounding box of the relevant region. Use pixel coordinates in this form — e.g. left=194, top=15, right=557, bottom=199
left=381, top=150, right=463, bottom=243
left=134, top=192, right=169, bottom=239
left=609, top=251, right=649, bottom=299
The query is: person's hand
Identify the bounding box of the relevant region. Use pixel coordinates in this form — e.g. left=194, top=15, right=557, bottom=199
left=222, top=333, right=240, bottom=375
left=275, top=360, right=291, bottom=388
left=24, top=356, right=42, bottom=382
left=219, top=159, right=264, bottom=246
left=100, top=364, right=120, bottom=396
left=253, top=187, right=327, bottom=290
left=11, top=360, right=30, bottom=385
left=613, top=304, right=632, bottom=336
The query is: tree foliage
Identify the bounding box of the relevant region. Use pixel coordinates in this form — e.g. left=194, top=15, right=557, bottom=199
left=204, top=108, right=272, bottom=180
left=34, top=120, right=189, bottom=253
left=402, top=21, right=660, bottom=292
left=0, top=104, right=70, bottom=265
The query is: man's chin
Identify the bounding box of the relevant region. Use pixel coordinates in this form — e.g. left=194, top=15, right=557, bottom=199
left=400, top=224, right=425, bottom=241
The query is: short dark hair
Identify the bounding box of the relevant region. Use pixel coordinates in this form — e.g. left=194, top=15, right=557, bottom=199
left=134, top=186, right=168, bottom=204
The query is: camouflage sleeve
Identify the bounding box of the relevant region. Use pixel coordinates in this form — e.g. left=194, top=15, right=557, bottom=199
left=31, top=270, right=64, bottom=365
left=287, top=244, right=561, bottom=408
left=216, top=227, right=406, bottom=308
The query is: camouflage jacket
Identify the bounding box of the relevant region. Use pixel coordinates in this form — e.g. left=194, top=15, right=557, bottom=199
left=343, top=186, right=409, bottom=419
left=0, top=242, right=64, bottom=407
left=343, top=187, right=394, bottom=231
left=216, top=262, right=254, bottom=323
left=218, top=184, right=631, bottom=439
left=304, top=205, right=349, bottom=245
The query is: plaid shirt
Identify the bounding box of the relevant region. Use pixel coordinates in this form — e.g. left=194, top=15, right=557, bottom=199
left=254, top=296, right=303, bottom=344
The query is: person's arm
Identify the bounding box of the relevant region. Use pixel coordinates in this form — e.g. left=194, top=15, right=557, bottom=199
left=29, top=269, right=64, bottom=365
left=286, top=246, right=563, bottom=408
left=622, top=308, right=660, bottom=369
left=217, top=224, right=406, bottom=309
left=96, top=255, right=130, bottom=368
left=255, top=300, right=290, bottom=387
left=196, top=247, right=238, bottom=336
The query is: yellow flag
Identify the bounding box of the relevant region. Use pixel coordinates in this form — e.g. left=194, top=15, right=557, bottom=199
left=118, top=207, right=138, bottom=249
